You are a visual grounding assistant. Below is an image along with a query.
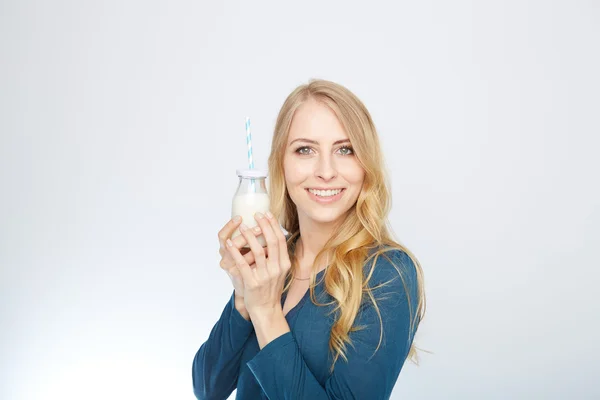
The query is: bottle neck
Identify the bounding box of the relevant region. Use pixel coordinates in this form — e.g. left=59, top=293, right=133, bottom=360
left=237, top=177, right=268, bottom=194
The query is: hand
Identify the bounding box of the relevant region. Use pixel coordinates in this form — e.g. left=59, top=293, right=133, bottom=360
left=225, top=211, right=292, bottom=316
left=218, top=216, right=268, bottom=298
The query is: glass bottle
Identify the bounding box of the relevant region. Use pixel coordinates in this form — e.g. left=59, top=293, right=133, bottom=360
left=231, top=169, right=269, bottom=247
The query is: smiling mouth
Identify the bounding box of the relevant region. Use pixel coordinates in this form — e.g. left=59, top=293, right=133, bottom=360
left=305, top=188, right=346, bottom=205
left=305, top=188, right=346, bottom=199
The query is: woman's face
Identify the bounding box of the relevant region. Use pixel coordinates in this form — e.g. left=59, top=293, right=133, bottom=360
left=283, top=99, right=365, bottom=228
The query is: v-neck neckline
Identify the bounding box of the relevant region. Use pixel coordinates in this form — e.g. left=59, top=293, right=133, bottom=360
left=280, top=268, right=327, bottom=320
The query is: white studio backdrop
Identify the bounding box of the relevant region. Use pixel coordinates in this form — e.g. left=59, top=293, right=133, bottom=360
left=1, top=1, right=599, bottom=399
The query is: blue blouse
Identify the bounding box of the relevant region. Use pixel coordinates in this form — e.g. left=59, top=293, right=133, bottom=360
left=192, top=249, right=420, bottom=399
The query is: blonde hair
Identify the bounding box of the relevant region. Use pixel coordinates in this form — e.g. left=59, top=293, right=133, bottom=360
left=267, top=79, right=426, bottom=373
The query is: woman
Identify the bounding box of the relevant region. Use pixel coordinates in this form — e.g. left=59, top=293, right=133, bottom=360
left=192, top=79, right=426, bottom=399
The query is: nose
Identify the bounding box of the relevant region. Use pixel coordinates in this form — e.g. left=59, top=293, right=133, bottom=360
left=315, top=154, right=337, bottom=181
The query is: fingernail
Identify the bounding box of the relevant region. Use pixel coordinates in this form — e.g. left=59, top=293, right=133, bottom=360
left=266, top=211, right=273, bottom=219
left=255, top=212, right=264, bottom=219
left=240, top=223, right=248, bottom=232
left=253, top=226, right=261, bottom=233
left=233, top=216, right=241, bottom=223
left=226, top=239, right=233, bottom=247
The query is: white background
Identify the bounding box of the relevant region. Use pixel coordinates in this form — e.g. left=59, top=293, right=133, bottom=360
left=1, top=1, right=599, bottom=399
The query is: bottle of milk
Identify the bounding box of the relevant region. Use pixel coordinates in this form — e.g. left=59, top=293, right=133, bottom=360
left=231, top=169, right=270, bottom=247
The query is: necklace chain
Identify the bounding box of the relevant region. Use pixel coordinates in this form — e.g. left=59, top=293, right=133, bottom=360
left=291, top=237, right=329, bottom=281
left=293, top=275, right=311, bottom=281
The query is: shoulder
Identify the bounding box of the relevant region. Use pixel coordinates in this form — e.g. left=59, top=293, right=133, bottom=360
left=356, top=247, right=422, bottom=335
left=361, top=247, right=421, bottom=315
left=364, top=247, right=418, bottom=288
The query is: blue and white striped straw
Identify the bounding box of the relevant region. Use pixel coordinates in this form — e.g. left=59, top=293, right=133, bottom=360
left=245, top=117, right=255, bottom=192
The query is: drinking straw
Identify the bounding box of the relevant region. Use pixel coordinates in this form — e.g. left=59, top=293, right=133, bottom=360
left=245, top=117, right=255, bottom=192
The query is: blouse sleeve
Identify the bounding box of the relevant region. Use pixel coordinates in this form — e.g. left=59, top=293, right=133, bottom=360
left=192, top=290, right=254, bottom=400
left=246, top=250, right=421, bottom=399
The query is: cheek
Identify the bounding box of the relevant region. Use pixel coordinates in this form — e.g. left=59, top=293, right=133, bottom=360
left=283, top=165, right=302, bottom=190
left=340, top=161, right=365, bottom=185
left=284, top=159, right=312, bottom=186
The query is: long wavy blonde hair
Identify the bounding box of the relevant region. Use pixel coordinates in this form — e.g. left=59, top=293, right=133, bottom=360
left=267, top=79, right=426, bottom=373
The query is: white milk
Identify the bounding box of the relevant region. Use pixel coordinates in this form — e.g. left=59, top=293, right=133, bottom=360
left=231, top=192, right=270, bottom=247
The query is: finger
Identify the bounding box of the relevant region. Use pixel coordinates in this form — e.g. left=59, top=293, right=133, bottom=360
left=231, top=224, right=263, bottom=249
left=220, top=232, right=245, bottom=260
left=220, top=226, right=261, bottom=259
left=219, top=243, right=249, bottom=258
left=243, top=248, right=269, bottom=267
left=218, top=216, right=242, bottom=247
left=239, top=223, right=268, bottom=277
left=265, top=211, right=291, bottom=272
left=226, top=238, right=255, bottom=284
left=254, top=212, right=279, bottom=274
left=217, top=216, right=262, bottom=248
left=227, top=265, right=242, bottom=279
left=220, top=240, right=267, bottom=269
left=243, top=251, right=255, bottom=265
left=220, top=251, right=257, bottom=272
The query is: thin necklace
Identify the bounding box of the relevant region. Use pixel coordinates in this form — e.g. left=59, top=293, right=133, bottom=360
left=292, top=249, right=329, bottom=281
left=293, top=237, right=310, bottom=280
left=293, top=275, right=311, bottom=281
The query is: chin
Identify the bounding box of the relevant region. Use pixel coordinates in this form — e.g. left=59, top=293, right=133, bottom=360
left=300, top=204, right=352, bottom=226
left=307, top=211, right=343, bottom=225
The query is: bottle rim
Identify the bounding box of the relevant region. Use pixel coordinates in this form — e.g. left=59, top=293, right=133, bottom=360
left=236, top=169, right=268, bottom=178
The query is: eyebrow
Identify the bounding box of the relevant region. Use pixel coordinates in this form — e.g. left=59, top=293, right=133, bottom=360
left=289, top=138, right=351, bottom=146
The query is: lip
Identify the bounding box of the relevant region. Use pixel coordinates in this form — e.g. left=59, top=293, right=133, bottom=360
left=306, top=188, right=346, bottom=204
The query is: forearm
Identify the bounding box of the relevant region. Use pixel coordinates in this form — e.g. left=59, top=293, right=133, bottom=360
left=234, top=293, right=251, bottom=321
left=249, top=306, right=291, bottom=349
left=192, top=292, right=254, bottom=399
left=246, top=331, right=330, bottom=399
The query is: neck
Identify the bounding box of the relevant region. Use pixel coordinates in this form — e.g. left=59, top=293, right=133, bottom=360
left=294, top=214, right=340, bottom=275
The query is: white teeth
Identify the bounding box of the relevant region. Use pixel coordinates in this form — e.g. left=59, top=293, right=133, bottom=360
left=308, top=188, right=343, bottom=197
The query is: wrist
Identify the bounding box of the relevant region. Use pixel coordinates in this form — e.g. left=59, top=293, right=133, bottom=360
left=234, top=293, right=251, bottom=321
left=248, top=305, right=290, bottom=350
left=247, top=304, right=283, bottom=322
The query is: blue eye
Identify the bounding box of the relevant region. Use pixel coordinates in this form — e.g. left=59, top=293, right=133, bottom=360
left=294, top=145, right=353, bottom=156
left=295, top=146, right=313, bottom=155
left=338, top=146, right=354, bottom=156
